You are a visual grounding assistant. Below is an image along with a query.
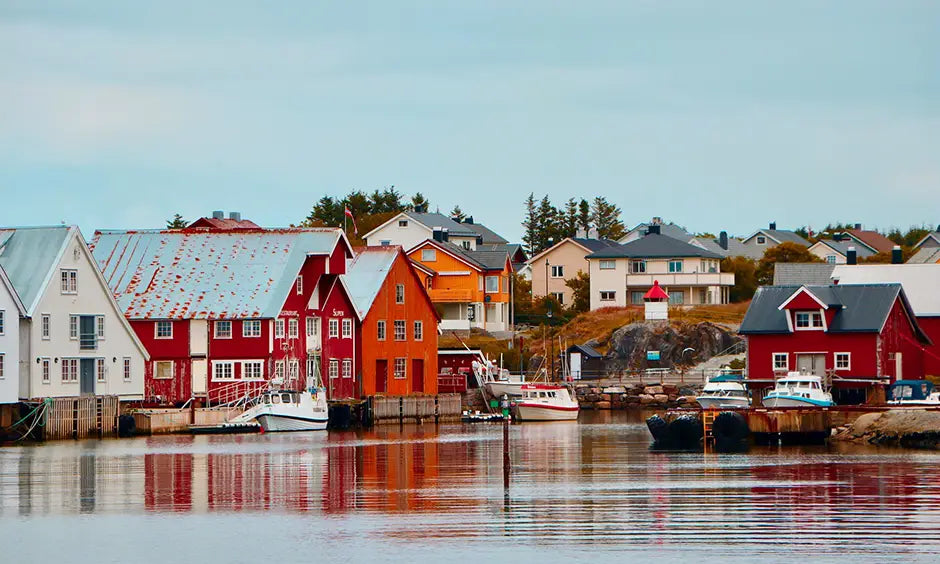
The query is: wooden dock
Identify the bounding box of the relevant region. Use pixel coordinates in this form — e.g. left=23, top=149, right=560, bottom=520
left=369, top=394, right=463, bottom=425
left=44, top=396, right=120, bottom=441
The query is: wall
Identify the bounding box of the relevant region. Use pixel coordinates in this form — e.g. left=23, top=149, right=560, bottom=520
left=917, top=316, right=940, bottom=377
left=530, top=240, right=592, bottom=306
left=588, top=258, right=627, bottom=309
left=365, top=216, right=431, bottom=250
left=132, top=319, right=191, bottom=403
left=319, top=278, right=357, bottom=399
left=746, top=331, right=878, bottom=386
left=878, top=300, right=927, bottom=382
left=0, top=283, right=19, bottom=404
left=809, top=243, right=845, bottom=264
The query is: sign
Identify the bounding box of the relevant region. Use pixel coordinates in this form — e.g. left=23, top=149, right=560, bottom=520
left=646, top=350, right=660, bottom=361
left=332, top=309, right=344, bottom=317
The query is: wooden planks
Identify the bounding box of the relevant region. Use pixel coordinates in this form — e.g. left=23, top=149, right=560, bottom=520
left=42, top=396, right=120, bottom=441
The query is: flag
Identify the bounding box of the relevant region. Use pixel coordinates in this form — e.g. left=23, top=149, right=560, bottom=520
left=344, top=206, right=358, bottom=235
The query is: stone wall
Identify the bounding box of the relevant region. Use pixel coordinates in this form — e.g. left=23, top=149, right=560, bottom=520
left=574, top=383, right=701, bottom=410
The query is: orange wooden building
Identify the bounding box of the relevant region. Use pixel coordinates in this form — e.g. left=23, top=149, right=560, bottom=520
left=345, top=247, right=439, bottom=396
left=407, top=238, right=513, bottom=333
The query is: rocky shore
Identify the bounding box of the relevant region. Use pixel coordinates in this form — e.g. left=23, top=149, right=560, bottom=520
left=833, top=410, right=940, bottom=449
left=573, top=383, right=700, bottom=410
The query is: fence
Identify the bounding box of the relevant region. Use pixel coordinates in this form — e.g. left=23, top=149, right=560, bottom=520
left=44, top=396, right=120, bottom=441
left=369, top=394, right=462, bottom=425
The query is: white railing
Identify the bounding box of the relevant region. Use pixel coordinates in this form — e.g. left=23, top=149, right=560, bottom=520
left=625, top=272, right=735, bottom=287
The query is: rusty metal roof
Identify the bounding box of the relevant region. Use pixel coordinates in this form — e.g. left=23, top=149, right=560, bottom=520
left=90, top=228, right=345, bottom=320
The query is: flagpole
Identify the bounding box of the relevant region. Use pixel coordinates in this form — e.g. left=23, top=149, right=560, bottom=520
left=343, top=200, right=347, bottom=233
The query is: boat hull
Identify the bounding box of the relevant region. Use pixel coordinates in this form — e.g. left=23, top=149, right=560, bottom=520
left=515, top=403, right=579, bottom=421
left=763, top=395, right=833, bottom=408
left=695, top=397, right=750, bottom=410
left=485, top=382, right=526, bottom=397
left=256, top=414, right=328, bottom=432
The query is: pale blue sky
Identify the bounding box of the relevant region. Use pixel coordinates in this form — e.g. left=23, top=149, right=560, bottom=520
left=1, top=1, right=937, bottom=241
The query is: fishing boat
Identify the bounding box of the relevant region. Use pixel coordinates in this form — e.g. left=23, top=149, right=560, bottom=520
left=695, top=373, right=750, bottom=409
left=763, top=373, right=834, bottom=408
left=228, top=387, right=329, bottom=432
left=886, top=380, right=940, bottom=406
left=514, top=384, right=579, bottom=421
left=472, top=358, right=528, bottom=397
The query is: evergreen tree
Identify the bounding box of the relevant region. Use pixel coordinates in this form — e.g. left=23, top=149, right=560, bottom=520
left=536, top=195, right=560, bottom=251
left=303, top=196, right=341, bottom=227
left=521, top=193, right=539, bottom=255
left=562, top=198, right=579, bottom=239
left=345, top=190, right=370, bottom=216
left=166, top=214, right=187, bottom=229
left=577, top=199, right=591, bottom=232
left=450, top=205, right=466, bottom=222
left=590, top=197, right=625, bottom=240
left=410, top=192, right=430, bottom=212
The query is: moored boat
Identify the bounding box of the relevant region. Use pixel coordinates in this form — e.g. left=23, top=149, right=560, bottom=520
left=515, top=384, right=579, bottom=421
left=886, top=380, right=940, bottom=406
left=695, top=375, right=750, bottom=409
left=229, top=388, right=329, bottom=432
left=763, top=373, right=833, bottom=408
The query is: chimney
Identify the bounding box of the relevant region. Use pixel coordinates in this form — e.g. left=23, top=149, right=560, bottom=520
left=442, top=228, right=449, bottom=242
left=769, top=221, right=777, bottom=230
left=854, top=223, right=862, bottom=231
left=212, top=210, right=225, bottom=220
left=476, top=235, right=483, bottom=245
left=229, top=211, right=241, bottom=222
left=464, top=216, right=474, bottom=224
left=892, top=245, right=903, bottom=264
left=647, top=224, right=661, bottom=236
left=575, top=227, right=586, bottom=239
left=651, top=216, right=662, bottom=225
left=432, top=227, right=443, bottom=242
left=719, top=231, right=728, bottom=250
left=587, top=226, right=598, bottom=239
left=846, top=246, right=857, bottom=265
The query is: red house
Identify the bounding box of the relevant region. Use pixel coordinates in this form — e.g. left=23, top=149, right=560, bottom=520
left=739, top=284, right=932, bottom=405
left=343, top=247, right=440, bottom=396
left=90, top=226, right=357, bottom=404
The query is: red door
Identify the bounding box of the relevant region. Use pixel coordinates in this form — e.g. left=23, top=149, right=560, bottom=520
left=376, top=359, right=388, bottom=393
left=412, top=359, right=424, bottom=393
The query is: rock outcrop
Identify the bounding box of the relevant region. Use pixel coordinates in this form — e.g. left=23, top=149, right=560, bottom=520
left=604, top=322, right=741, bottom=371
left=833, top=410, right=940, bottom=449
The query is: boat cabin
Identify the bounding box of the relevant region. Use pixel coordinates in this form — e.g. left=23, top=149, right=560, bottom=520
left=887, top=380, right=935, bottom=402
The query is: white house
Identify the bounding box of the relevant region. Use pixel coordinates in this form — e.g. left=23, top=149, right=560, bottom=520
left=0, top=226, right=149, bottom=402
left=0, top=265, right=25, bottom=405
left=364, top=211, right=484, bottom=251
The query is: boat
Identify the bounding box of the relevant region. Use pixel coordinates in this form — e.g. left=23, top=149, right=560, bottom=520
left=762, top=372, right=834, bottom=408
left=695, top=373, right=750, bottom=409
left=886, top=380, right=940, bottom=406
left=472, top=358, right=528, bottom=397
left=514, top=384, right=579, bottom=421
left=228, top=387, right=329, bottom=432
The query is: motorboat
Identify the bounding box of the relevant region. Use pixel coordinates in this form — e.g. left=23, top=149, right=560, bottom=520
left=886, top=380, right=940, bottom=406
left=473, top=358, right=527, bottom=397
left=229, top=387, right=329, bottom=432
left=763, top=373, right=833, bottom=408
left=695, top=373, right=750, bottom=409
left=514, top=384, right=579, bottom=421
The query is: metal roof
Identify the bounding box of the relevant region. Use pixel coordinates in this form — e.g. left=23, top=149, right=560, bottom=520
left=567, top=343, right=602, bottom=358
left=404, top=212, right=479, bottom=238
left=773, top=263, right=836, bottom=286
left=831, top=264, right=940, bottom=317
left=622, top=222, right=693, bottom=242
left=90, top=228, right=345, bottom=319
left=461, top=222, right=508, bottom=244
left=747, top=229, right=811, bottom=246
left=696, top=236, right=749, bottom=258
left=0, top=226, right=73, bottom=314
left=908, top=247, right=940, bottom=264
left=343, top=247, right=398, bottom=319
left=586, top=233, right=722, bottom=259
left=812, top=239, right=875, bottom=258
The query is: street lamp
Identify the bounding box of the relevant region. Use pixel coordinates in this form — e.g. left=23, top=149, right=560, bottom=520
left=547, top=305, right=554, bottom=380
left=544, top=258, right=549, bottom=297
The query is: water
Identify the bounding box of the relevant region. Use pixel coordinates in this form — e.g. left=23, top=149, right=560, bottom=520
left=1, top=411, right=939, bottom=563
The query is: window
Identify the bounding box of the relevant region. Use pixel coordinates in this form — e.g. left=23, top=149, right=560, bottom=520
left=398, top=220, right=408, bottom=227
left=243, top=361, right=263, bottom=380
left=835, top=353, right=851, bottom=371
left=329, top=359, right=339, bottom=379
left=329, top=319, right=339, bottom=338
left=485, top=276, right=499, bottom=293
left=274, top=361, right=285, bottom=381
left=551, top=265, right=564, bottom=278
left=773, top=353, right=788, bottom=372
left=41, top=314, right=50, bottom=339
left=214, top=321, right=232, bottom=339
left=296, top=276, right=303, bottom=295
left=341, top=318, right=352, bottom=338
left=155, top=321, right=173, bottom=339
left=631, top=291, right=645, bottom=305
left=394, top=320, right=406, bottom=341
left=467, top=305, right=476, bottom=322
left=69, top=315, right=78, bottom=339
left=377, top=320, right=386, bottom=341
left=0, top=354, right=3, bottom=379
left=421, top=249, right=436, bottom=262
left=461, top=241, right=471, bottom=250
left=380, top=240, right=391, bottom=246
left=60, top=269, right=77, bottom=294
left=756, top=235, right=766, bottom=245
left=668, top=260, right=683, bottom=273
left=342, top=359, right=352, bottom=379
left=213, top=361, right=234, bottom=380
left=243, top=319, right=262, bottom=338
left=600, top=291, right=616, bottom=302
left=306, top=317, right=319, bottom=338
left=599, top=260, right=616, bottom=270
left=795, top=311, right=823, bottom=329
left=826, top=255, right=837, bottom=265
left=96, top=316, right=105, bottom=340
left=668, top=291, right=685, bottom=305
left=396, top=284, right=405, bottom=304
left=551, top=292, right=565, bottom=305
left=154, top=361, right=174, bottom=380
left=288, top=360, right=299, bottom=383
left=414, top=321, right=423, bottom=341
left=123, top=358, right=132, bottom=382
left=288, top=318, right=299, bottom=339
left=42, top=358, right=51, bottom=383
left=394, top=358, right=407, bottom=379
left=631, top=260, right=646, bottom=273
left=0, top=310, right=4, bottom=335
left=61, top=358, right=78, bottom=382
left=275, top=318, right=285, bottom=339
left=96, top=358, right=106, bottom=383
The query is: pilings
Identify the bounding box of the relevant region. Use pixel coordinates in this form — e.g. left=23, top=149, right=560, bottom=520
left=44, top=396, right=120, bottom=441
left=368, top=394, right=462, bottom=425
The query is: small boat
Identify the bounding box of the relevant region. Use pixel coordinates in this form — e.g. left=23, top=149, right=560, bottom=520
left=696, top=373, right=750, bottom=409
left=763, top=373, right=833, bottom=408
left=473, top=358, right=528, bottom=397
left=886, top=380, right=940, bottom=406
left=515, top=384, right=579, bottom=421
left=229, top=388, right=329, bottom=432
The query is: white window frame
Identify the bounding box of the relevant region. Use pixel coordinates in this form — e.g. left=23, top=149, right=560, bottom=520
left=835, top=352, right=851, bottom=371
left=154, top=360, right=175, bottom=380
left=296, top=275, right=303, bottom=295
left=41, top=358, right=51, bottom=383
left=274, top=360, right=285, bottom=381
left=306, top=316, right=319, bottom=338
left=60, top=269, right=77, bottom=294
left=772, top=353, right=788, bottom=372
left=550, top=292, right=565, bottom=305
left=96, top=358, right=106, bottom=383
left=61, top=358, right=79, bottom=383
left=214, top=320, right=232, bottom=339
left=421, top=249, right=436, bottom=262
left=96, top=315, right=105, bottom=340
left=377, top=320, right=386, bottom=341
left=342, top=359, right=352, bottom=379
left=213, top=361, right=234, bottom=381
left=826, top=255, right=837, bottom=265
left=329, top=319, right=339, bottom=338
left=242, top=360, right=264, bottom=380
left=394, top=358, right=407, bottom=380
left=41, top=314, right=50, bottom=340
left=396, top=284, right=405, bottom=304
left=275, top=318, right=285, bottom=339
left=794, top=311, right=824, bottom=331
left=243, top=319, right=262, bottom=338
left=123, top=357, right=132, bottom=382
left=599, top=260, right=616, bottom=270
left=69, top=315, right=78, bottom=339
left=155, top=320, right=173, bottom=339
left=328, top=358, right=339, bottom=379
left=288, top=318, right=299, bottom=339
left=550, top=265, right=564, bottom=278
left=414, top=321, right=423, bottom=342
left=485, top=276, right=499, bottom=293
left=668, top=260, right=683, bottom=273
left=599, top=291, right=615, bottom=302
left=394, top=320, right=406, bottom=341
left=756, top=235, right=766, bottom=245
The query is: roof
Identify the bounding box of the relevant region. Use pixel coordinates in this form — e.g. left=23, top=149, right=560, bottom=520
left=743, top=229, right=810, bottom=246
left=413, top=239, right=511, bottom=272
left=90, top=228, right=348, bottom=319
left=913, top=231, right=940, bottom=249
left=404, top=212, right=479, bottom=238
left=0, top=226, right=73, bottom=314
left=644, top=280, right=669, bottom=300
left=841, top=230, right=896, bottom=254
left=0, top=264, right=26, bottom=316
left=460, top=222, right=507, bottom=244
left=696, top=236, right=749, bottom=258
left=343, top=247, right=398, bottom=319
left=622, top=222, right=693, bottom=243
left=188, top=217, right=261, bottom=231
left=567, top=343, right=602, bottom=358
left=740, top=283, right=928, bottom=342
left=586, top=233, right=722, bottom=260
left=526, top=237, right=622, bottom=265
left=908, top=247, right=940, bottom=264
left=830, top=264, right=940, bottom=317
left=478, top=243, right=527, bottom=262
left=812, top=239, right=875, bottom=258
left=773, top=263, right=836, bottom=286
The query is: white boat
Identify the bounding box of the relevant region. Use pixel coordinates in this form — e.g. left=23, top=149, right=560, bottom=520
left=886, top=380, right=940, bottom=406
left=763, top=373, right=834, bottom=408
left=695, top=379, right=750, bottom=409
left=229, top=388, right=329, bottom=432
left=473, top=358, right=528, bottom=397
left=515, top=384, right=579, bottom=421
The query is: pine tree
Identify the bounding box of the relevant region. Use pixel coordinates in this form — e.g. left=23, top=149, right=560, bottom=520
left=303, top=196, right=341, bottom=226
left=591, top=197, right=625, bottom=240
left=450, top=205, right=466, bottom=222
left=521, top=193, right=539, bottom=256
left=577, top=199, right=591, bottom=232
left=536, top=195, right=560, bottom=251
left=410, top=192, right=429, bottom=212
left=562, top=198, right=578, bottom=239
left=166, top=214, right=187, bottom=229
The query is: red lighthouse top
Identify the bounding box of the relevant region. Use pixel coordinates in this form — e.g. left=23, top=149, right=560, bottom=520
left=644, top=280, right=669, bottom=301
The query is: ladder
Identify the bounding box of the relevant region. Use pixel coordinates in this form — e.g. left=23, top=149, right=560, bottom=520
left=702, top=409, right=718, bottom=446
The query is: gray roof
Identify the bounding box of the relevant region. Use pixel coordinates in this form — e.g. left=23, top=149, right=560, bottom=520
left=831, top=264, right=940, bottom=317
left=773, top=263, right=836, bottom=286
left=440, top=241, right=510, bottom=271
left=748, top=229, right=811, bottom=246
left=343, top=247, right=398, bottom=319
left=460, top=222, right=508, bottom=244
left=740, top=284, right=927, bottom=342
left=478, top=243, right=527, bottom=262
left=814, top=239, right=875, bottom=258
left=571, top=237, right=622, bottom=253
left=908, top=247, right=940, bottom=264
left=404, top=212, right=478, bottom=238
left=567, top=343, right=602, bottom=358
left=626, top=222, right=693, bottom=242
left=0, top=226, right=73, bottom=314
left=697, top=237, right=749, bottom=258
left=586, top=233, right=722, bottom=259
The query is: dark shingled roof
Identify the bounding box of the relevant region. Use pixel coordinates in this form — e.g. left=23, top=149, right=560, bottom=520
left=571, top=237, right=622, bottom=253
left=443, top=242, right=510, bottom=271
left=567, top=343, right=603, bottom=358
left=740, top=284, right=929, bottom=343
left=586, top=233, right=722, bottom=259
left=773, top=263, right=836, bottom=286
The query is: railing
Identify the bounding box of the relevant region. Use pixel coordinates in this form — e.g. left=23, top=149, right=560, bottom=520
left=437, top=373, right=467, bottom=393
left=427, top=288, right=474, bottom=302
left=625, top=272, right=735, bottom=287
left=79, top=333, right=97, bottom=350
left=207, top=378, right=272, bottom=407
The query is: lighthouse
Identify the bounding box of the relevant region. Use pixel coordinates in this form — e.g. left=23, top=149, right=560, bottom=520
left=643, top=280, right=669, bottom=321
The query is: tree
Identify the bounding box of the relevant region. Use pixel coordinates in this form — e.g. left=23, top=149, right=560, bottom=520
left=521, top=193, right=539, bottom=256
left=450, top=205, right=466, bottom=222
left=536, top=195, right=561, bottom=251
left=302, top=195, right=341, bottom=227
left=564, top=272, right=590, bottom=313
left=410, top=192, right=429, bottom=212
left=720, top=256, right=758, bottom=302
left=561, top=198, right=579, bottom=239
left=577, top=199, right=591, bottom=233
left=590, top=197, right=625, bottom=240
left=166, top=214, right=187, bottom=229
left=756, top=242, right=822, bottom=286
left=859, top=248, right=915, bottom=264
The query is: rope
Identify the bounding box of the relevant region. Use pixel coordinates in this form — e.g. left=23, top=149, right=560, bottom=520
left=9, top=398, right=51, bottom=428
left=14, top=400, right=50, bottom=442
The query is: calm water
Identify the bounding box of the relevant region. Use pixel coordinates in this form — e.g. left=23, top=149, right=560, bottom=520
left=1, top=411, right=939, bottom=563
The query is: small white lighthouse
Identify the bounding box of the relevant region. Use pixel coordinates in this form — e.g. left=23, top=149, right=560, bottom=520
left=644, top=280, right=669, bottom=321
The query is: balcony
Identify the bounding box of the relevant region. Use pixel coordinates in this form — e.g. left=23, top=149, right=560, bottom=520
left=625, top=272, right=735, bottom=288
left=428, top=288, right=474, bottom=303
left=440, top=319, right=471, bottom=331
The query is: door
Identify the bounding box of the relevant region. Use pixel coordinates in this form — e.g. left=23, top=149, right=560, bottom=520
left=895, top=353, right=903, bottom=381
left=80, top=358, right=95, bottom=395
left=376, top=359, right=388, bottom=393
left=191, top=359, right=208, bottom=396
left=307, top=356, right=321, bottom=388
left=412, top=359, right=424, bottom=393
left=190, top=320, right=208, bottom=356
left=796, top=354, right=826, bottom=377
left=307, top=317, right=321, bottom=351
left=570, top=352, right=582, bottom=380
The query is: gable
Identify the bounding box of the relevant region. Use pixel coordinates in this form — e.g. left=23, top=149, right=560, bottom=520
left=407, top=240, right=481, bottom=272
left=0, top=226, right=72, bottom=314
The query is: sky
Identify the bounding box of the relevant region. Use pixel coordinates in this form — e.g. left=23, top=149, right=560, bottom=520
left=1, top=1, right=938, bottom=241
